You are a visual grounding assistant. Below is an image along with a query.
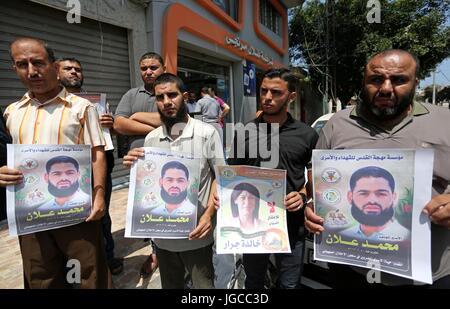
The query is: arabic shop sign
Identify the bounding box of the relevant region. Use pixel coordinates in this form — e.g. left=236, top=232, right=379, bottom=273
left=225, top=36, right=274, bottom=66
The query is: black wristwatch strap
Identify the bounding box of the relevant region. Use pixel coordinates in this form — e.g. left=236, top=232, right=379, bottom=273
left=299, top=192, right=307, bottom=205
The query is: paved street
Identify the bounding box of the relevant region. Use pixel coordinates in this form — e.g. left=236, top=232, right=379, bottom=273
left=0, top=188, right=161, bottom=289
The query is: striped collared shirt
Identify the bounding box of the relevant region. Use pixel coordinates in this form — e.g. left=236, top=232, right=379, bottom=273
left=4, top=88, right=105, bottom=147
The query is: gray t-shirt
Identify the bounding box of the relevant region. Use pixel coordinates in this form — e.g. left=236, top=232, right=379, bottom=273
left=195, top=95, right=220, bottom=123
left=316, top=102, right=450, bottom=285
left=115, top=85, right=158, bottom=149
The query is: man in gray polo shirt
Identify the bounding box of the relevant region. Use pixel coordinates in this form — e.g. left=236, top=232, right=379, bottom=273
left=123, top=73, right=225, bottom=288
left=305, top=49, right=450, bottom=288
left=196, top=86, right=221, bottom=123
left=114, top=52, right=164, bottom=149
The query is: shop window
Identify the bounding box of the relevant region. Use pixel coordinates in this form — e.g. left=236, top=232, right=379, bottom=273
left=212, top=0, right=239, bottom=21
left=259, top=0, right=281, bottom=35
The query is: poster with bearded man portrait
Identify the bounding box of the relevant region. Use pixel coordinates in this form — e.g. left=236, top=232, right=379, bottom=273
left=312, top=149, right=433, bottom=284
left=125, top=147, right=200, bottom=239
left=7, top=145, right=91, bottom=236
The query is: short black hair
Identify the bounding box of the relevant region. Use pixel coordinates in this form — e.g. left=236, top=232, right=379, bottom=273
left=139, top=52, right=164, bottom=66
left=57, top=57, right=82, bottom=68
left=154, top=73, right=185, bottom=93
left=10, top=37, right=56, bottom=63
left=46, top=156, right=80, bottom=173
left=367, top=49, right=421, bottom=78
left=161, top=161, right=189, bottom=180
left=263, top=67, right=298, bottom=92
left=349, top=166, right=395, bottom=192
left=230, top=183, right=260, bottom=219
left=201, top=86, right=210, bottom=94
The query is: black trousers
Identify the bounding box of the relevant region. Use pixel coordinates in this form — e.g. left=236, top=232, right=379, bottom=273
left=155, top=244, right=214, bottom=289
left=102, top=151, right=115, bottom=261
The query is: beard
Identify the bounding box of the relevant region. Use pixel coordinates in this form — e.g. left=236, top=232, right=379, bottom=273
left=351, top=201, right=395, bottom=227
left=361, top=86, right=415, bottom=120
left=158, top=102, right=188, bottom=129
left=48, top=180, right=80, bottom=198
left=60, top=77, right=83, bottom=89
left=160, top=188, right=188, bottom=205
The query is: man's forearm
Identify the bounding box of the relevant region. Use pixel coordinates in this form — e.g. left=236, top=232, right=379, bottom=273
left=221, top=104, right=230, bottom=117
left=130, top=112, right=162, bottom=128
left=204, top=178, right=218, bottom=218
left=114, top=116, right=155, bottom=135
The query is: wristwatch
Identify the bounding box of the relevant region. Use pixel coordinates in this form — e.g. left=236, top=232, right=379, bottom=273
left=299, top=192, right=308, bottom=205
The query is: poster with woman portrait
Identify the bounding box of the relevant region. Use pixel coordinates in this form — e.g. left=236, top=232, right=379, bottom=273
left=215, top=165, right=290, bottom=254
left=7, top=145, right=91, bottom=236
left=125, top=147, right=200, bottom=239
left=312, top=149, right=433, bottom=284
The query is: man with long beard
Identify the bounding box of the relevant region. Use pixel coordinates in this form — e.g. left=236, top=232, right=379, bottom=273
left=341, top=166, right=409, bottom=242
left=151, top=161, right=196, bottom=217
left=123, top=73, right=225, bottom=289
left=38, top=156, right=89, bottom=211
left=305, top=49, right=450, bottom=288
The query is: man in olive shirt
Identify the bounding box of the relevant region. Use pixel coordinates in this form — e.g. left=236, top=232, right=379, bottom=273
left=305, top=49, right=450, bottom=288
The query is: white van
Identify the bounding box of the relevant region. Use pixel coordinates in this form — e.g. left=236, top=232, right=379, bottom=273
left=311, top=113, right=334, bottom=134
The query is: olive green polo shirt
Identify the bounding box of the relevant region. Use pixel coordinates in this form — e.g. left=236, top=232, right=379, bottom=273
left=316, top=102, right=450, bottom=285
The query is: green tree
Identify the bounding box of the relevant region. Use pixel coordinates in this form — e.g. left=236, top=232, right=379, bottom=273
left=290, top=0, right=450, bottom=103
left=421, top=85, right=437, bottom=102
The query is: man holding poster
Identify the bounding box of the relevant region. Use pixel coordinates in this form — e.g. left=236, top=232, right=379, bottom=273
left=227, top=68, right=319, bottom=289
left=305, top=49, right=450, bottom=288
left=0, top=37, right=111, bottom=288
left=123, top=73, right=225, bottom=289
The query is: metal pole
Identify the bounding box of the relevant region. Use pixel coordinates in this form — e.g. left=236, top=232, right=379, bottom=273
left=432, top=70, right=436, bottom=105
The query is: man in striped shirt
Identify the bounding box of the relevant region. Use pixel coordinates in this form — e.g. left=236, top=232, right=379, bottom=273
left=0, top=37, right=112, bottom=288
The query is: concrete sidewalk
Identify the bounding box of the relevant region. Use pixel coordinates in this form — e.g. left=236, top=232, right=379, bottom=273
left=0, top=187, right=161, bottom=289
